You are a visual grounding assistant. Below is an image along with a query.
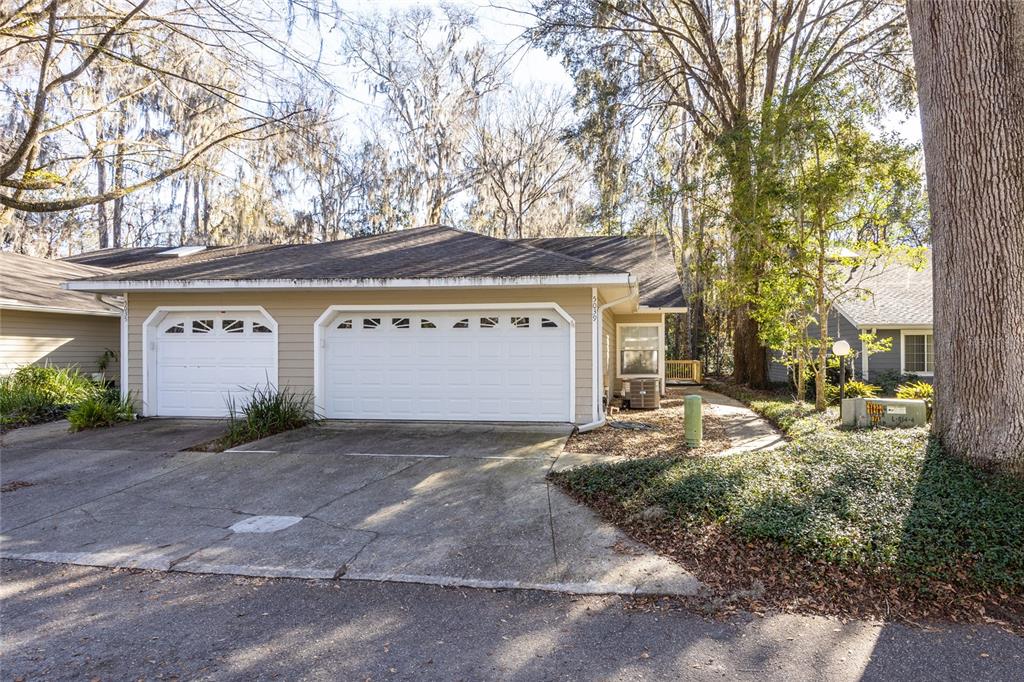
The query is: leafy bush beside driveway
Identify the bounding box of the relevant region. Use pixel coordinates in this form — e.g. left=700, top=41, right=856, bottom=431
left=67, top=393, right=136, bottom=431
left=1, top=365, right=105, bottom=430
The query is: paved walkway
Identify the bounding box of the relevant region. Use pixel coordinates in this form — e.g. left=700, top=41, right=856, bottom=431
left=678, top=387, right=787, bottom=456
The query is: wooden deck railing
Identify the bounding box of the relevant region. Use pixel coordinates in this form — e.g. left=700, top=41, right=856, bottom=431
left=666, top=359, right=702, bottom=384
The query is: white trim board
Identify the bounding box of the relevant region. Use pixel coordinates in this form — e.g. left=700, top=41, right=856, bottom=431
left=141, top=305, right=279, bottom=417
left=120, top=294, right=129, bottom=399
left=313, top=303, right=578, bottom=423
left=900, top=328, right=935, bottom=377
left=66, top=273, right=632, bottom=293
left=637, top=306, right=688, bottom=313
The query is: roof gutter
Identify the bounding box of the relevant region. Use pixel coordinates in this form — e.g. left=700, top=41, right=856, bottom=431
left=63, top=273, right=632, bottom=293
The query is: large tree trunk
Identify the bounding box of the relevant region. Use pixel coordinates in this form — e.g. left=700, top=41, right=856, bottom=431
left=733, top=305, right=768, bottom=386
left=907, top=0, right=1024, bottom=474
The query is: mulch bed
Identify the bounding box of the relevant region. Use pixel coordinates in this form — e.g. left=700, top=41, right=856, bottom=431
left=555, top=469, right=1024, bottom=634
left=565, top=392, right=732, bottom=458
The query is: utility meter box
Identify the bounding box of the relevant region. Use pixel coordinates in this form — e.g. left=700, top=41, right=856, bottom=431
left=841, top=398, right=928, bottom=428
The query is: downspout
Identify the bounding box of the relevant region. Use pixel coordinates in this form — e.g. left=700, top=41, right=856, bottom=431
left=577, top=281, right=639, bottom=433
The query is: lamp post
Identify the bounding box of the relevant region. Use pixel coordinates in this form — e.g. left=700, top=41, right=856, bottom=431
left=832, top=340, right=851, bottom=401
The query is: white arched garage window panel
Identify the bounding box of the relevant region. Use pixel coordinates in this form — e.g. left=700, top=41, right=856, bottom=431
left=144, top=308, right=278, bottom=417
left=317, top=307, right=574, bottom=422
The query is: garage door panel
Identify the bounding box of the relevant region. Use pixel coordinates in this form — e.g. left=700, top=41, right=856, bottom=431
left=153, top=312, right=276, bottom=417
left=323, top=308, right=570, bottom=422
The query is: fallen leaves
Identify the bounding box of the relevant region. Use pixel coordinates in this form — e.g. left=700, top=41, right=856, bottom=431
left=565, top=393, right=732, bottom=459
left=557, top=482, right=1024, bottom=633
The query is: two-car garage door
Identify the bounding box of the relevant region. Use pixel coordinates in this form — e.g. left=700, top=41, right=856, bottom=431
left=148, top=307, right=572, bottom=422
left=321, top=310, right=571, bottom=422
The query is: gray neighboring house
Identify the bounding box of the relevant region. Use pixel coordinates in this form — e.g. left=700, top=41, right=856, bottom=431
left=768, top=251, right=934, bottom=385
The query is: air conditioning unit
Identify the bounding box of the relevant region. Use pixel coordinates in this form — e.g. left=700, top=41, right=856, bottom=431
left=623, top=378, right=660, bottom=409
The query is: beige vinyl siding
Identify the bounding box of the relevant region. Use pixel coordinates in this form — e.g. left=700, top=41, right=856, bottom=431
left=127, top=288, right=595, bottom=423
left=0, top=308, right=120, bottom=378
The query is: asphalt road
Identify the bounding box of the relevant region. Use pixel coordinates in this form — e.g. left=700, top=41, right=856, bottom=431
left=2, top=559, right=1021, bottom=681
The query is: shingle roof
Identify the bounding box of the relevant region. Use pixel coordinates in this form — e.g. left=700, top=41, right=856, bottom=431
left=520, top=235, right=684, bottom=308
left=836, top=252, right=932, bottom=326
left=63, top=246, right=229, bottom=269
left=76, top=226, right=625, bottom=282
left=0, top=252, right=121, bottom=315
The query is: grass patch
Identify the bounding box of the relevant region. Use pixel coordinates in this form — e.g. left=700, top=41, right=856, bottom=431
left=1, top=365, right=106, bottom=430
left=553, top=384, right=1024, bottom=623
left=218, top=385, right=317, bottom=450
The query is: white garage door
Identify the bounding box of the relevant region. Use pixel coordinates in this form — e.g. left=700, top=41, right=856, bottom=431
left=322, top=310, right=571, bottom=422
left=152, top=312, right=277, bottom=417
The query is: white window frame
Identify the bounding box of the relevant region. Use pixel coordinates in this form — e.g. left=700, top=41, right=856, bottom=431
left=616, top=322, right=664, bottom=380
left=900, top=329, right=935, bottom=376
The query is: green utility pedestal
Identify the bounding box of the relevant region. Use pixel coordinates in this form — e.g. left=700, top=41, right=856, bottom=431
left=684, top=394, right=703, bottom=448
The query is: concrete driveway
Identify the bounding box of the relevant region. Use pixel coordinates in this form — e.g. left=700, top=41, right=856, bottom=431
left=1, top=419, right=700, bottom=596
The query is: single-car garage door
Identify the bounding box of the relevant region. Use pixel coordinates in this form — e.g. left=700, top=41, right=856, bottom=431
left=321, top=309, right=571, bottom=422
left=151, top=311, right=277, bottom=417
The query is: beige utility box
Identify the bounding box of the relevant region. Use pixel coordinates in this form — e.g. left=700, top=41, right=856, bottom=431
left=841, top=398, right=929, bottom=428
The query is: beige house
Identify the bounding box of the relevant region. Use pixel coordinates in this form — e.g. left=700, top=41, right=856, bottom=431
left=1, top=253, right=121, bottom=379
left=66, top=226, right=685, bottom=427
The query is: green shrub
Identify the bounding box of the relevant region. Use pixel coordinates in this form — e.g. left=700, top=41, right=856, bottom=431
left=221, top=385, right=316, bottom=448
left=4, top=365, right=101, bottom=403
left=1, top=365, right=105, bottom=430
left=67, top=393, right=136, bottom=431
left=822, top=379, right=878, bottom=405
left=873, top=369, right=915, bottom=396
left=896, top=381, right=934, bottom=401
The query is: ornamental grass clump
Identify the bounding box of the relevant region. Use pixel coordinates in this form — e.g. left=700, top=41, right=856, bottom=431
left=221, top=385, right=317, bottom=449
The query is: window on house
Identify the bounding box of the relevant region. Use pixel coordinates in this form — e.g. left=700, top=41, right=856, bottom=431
left=392, top=317, right=410, bottom=329
left=420, top=319, right=436, bottom=329
left=511, top=316, right=530, bottom=329
left=165, top=322, right=185, bottom=334
left=453, top=318, right=469, bottom=329
left=541, top=318, right=558, bottom=328
left=253, top=323, right=273, bottom=334
left=903, top=333, right=934, bottom=373
left=222, top=319, right=244, bottom=334
left=480, top=316, right=498, bottom=328
left=336, top=319, right=353, bottom=330
left=619, top=325, right=660, bottom=376
left=363, top=318, right=380, bottom=329
left=192, top=319, right=214, bottom=334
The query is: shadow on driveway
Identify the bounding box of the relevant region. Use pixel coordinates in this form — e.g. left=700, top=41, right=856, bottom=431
left=1, top=421, right=700, bottom=596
